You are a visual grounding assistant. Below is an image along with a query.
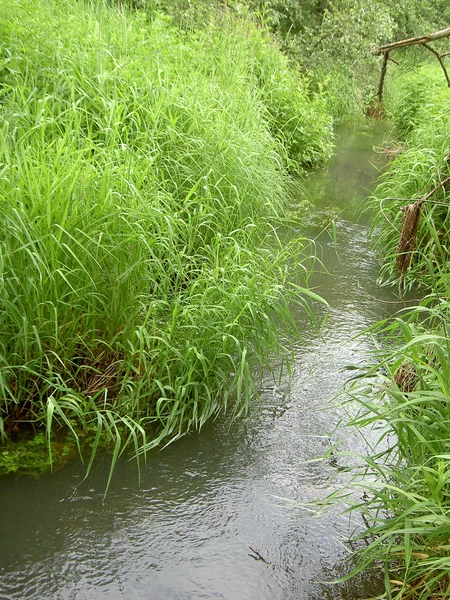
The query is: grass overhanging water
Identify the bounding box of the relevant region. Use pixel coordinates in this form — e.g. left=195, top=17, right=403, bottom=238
left=320, top=64, right=450, bottom=599
left=0, top=0, right=333, bottom=484
left=4, top=0, right=450, bottom=593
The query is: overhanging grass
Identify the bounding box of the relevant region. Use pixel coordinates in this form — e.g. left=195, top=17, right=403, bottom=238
left=319, top=65, right=450, bottom=599
left=0, top=0, right=331, bottom=485
left=322, top=303, right=450, bottom=599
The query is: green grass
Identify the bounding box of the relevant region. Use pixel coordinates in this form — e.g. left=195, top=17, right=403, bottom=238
left=369, top=65, right=450, bottom=292
left=0, top=0, right=331, bottom=485
left=323, top=302, right=450, bottom=599
left=319, top=64, right=450, bottom=599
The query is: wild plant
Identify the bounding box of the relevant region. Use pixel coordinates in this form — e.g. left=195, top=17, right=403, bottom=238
left=0, top=0, right=329, bottom=484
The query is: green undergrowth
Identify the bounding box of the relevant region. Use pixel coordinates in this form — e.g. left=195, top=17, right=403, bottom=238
left=371, top=64, right=450, bottom=292
left=0, top=0, right=331, bottom=484
left=320, top=65, right=450, bottom=599
left=158, top=0, right=450, bottom=123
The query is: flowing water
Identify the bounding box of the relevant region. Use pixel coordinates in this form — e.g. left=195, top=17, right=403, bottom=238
left=0, top=124, right=400, bottom=600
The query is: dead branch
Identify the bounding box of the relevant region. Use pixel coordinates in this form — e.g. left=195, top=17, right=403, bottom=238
left=377, top=52, right=389, bottom=102
left=372, top=27, right=450, bottom=103
left=372, top=27, right=450, bottom=56
left=422, top=43, right=450, bottom=87
left=395, top=201, right=422, bottom=275
left=248, top=546, right=272, bottom=565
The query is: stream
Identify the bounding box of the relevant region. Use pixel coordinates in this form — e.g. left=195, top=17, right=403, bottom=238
left=0, top=124, right=400, bottom=600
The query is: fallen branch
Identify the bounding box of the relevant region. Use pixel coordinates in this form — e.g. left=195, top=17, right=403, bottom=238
left=248, top=546, right=272, bottom=565
left=422, top=43, right=450, bottom=87
left=395, top=201, right=422, bottom=275
left=372, top=27, right=450, bottom=102
left=377, top=52, right=389, bottom=103
left=372, top=27, right=450, bottom=56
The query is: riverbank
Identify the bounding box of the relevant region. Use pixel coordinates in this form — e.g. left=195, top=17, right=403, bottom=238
left=0, top=124, right=393, bottom=600
left=0, top=0, right=332, bottom=479
left=3, top=0, right=450, bottom=596
left=331, top=64, right=450, bottom=599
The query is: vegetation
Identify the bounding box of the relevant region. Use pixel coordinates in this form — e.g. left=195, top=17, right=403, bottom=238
left=371, top=65, right=450, bottom=291
left=4, top=0, right=450, bottom=593
left=0, top=433, right=72, bottom=476
left=158, top=0, right=450, bottom=120
left=330, top=303, right=450, bottom=600
left=0, top=0, right=334, bottom=483
left=322, top=64, right=450, bottom=598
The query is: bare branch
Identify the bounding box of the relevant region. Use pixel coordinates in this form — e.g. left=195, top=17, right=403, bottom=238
left=396, top=174, right=450, bottom=276
left=372, top=27, right=450, bottom=103
left=372, top=27, right=450, bottom=56
left=422, top=43, right=450, bottom=87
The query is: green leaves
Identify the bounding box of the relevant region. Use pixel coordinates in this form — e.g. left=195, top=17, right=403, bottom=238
left=0, top=0, right=325, bottom=485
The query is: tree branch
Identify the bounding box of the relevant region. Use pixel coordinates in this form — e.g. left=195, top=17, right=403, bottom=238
left=422, top=43, right=450, bottom=87
left=372, top=27, right=450, bottom=56
left=372, top=27, right=450, bottom=104
left=396, top=174, right=450, bottom=276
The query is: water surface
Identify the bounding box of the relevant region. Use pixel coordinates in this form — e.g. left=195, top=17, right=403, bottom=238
left=0, top=123, right=399, bottom=600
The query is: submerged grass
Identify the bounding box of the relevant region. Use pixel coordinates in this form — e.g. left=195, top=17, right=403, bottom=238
left=0, top=0, right=332, bottom=484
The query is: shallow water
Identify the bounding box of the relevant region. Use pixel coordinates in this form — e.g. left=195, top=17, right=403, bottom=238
left=0, top=123, right=401, bottom=600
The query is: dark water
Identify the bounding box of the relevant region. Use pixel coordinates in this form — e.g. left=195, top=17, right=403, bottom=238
left=0, top=124, right=399, bottom=600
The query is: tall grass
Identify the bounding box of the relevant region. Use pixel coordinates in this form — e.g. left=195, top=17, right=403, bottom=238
left=0, top=0, right=331, bottom=482
left=370, top=65, right=450, bottom=292
left=320, top=65, right=450, bottom=598
left=325, top=301, right=450, bottom=599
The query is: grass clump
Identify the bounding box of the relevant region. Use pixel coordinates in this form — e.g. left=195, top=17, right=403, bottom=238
left=327, top=302, right=450, bottom=600
left=0, top=0, right=331, bottom=482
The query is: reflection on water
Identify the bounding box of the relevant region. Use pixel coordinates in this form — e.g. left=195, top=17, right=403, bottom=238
left=0, top=123, right=399, bottom=600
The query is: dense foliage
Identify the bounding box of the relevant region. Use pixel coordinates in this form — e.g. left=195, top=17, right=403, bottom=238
left=0, top=0, right=333, bottom=481
left=153, top=0, right=450, bottom=119
left=256, top=0, right=450, bottom=118
left=372, top=65, right=450, bottom=290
